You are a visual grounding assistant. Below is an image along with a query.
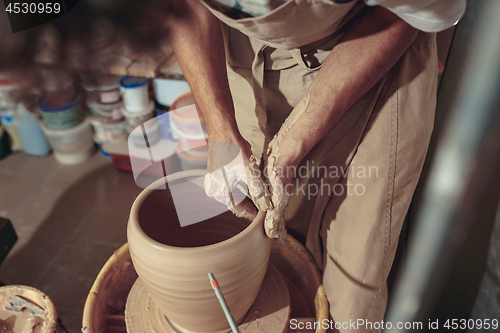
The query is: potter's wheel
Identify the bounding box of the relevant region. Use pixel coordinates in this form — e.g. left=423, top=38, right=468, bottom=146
left=124, top=263, right=290, bottom=333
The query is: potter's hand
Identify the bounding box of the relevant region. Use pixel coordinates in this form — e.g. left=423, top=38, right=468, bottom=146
left=262, top=95, right=311, bottom=238
left=262, top=140, right=290, bottom=239
left=204, top=141, right=272, bottom=220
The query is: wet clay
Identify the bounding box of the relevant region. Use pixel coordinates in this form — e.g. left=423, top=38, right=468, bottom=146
left=0, top=286, right=57, bottom=333
left=82, top=244, right=138, bottom=333
left=246, top=155, right=272, bottom=210
left=125, top=263, right=290, bottom=333
left=0, top=309, right=44, bottom=333
left=127, top=170, right=272, bottom=333
left=204, top=142, right=271, bottom=220
left=264, top=93, right=311, bottom=238
left=229, top=155, right=273, bottom=220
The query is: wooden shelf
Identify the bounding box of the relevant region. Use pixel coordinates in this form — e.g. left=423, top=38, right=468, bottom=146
left=34, top=28, right=183, bottom=79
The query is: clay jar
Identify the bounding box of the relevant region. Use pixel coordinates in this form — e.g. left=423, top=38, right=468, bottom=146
left=127, top=170, right=271, bottom=333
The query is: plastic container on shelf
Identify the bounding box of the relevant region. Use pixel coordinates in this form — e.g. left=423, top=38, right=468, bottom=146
left=0, top=81, right=21, bottom=109
left=90, top=117, right=106, bottom=143
left=98, top=144, right=110, bottom=157
left=102, top=121, right=128, bottom=143
left=101, top=139, right=179, bottom=177
left=153, top=78, right=191, bottom=107
left=95, top=77, right=121, bottom=104
left=122, top=101, right=161, bottom=146
left=95, top=100, right=124, bottom=124
left=41, top=117, right=95, bottom=165
left=85, top=91, right=101, bottom=119
left=108, top=150, right=136, bottom=173
left=82, top=74, right=121, bottom=104
left=120, top=77, right=149, bottom=112
left=99, top=88, right=120, bottom=104
left=38, top=94, right=85, bottom=130
left=16, top=103, right=51, bottom=156
left=170, top=91, right=196, bottom=110
left=128, top=118, right=162, bottom=148
left=176, top=140, right=208, bottom=170
left=121, top=100, right=155, bottom=130
left=169, top=114, right=206, bottom=141
left=0, top=108, right=22, bottom=152
left=169, top=93, right=206, bottom=138
left=155, top=105, right=175, bottom=141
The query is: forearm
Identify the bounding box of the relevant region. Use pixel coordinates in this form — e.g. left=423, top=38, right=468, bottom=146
left=165, top=0, right=244, bottom=145
left=278, top=6, right=419, bottom=168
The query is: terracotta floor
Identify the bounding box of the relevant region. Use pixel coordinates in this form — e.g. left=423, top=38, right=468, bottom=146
left=0, top=151, right=143, bottom=333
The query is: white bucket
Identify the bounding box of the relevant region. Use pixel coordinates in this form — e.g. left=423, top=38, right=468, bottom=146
left=0, top=81, right=22, bottom=109
left=102, top=121, right=128, bottom=143
left=42, top=117, right=95, bottom=165
left=120, top=77, right=149, bottom=112
left=85, top=91, right=100, bottom=119
left=90, top=117, right=106, bottom=143
left=83, top=74, right=121, bottom=104
left=153, top=78, right=191, bottom=107
left=95, top=100, right=124, bottom=124
left=121, top=100, right=155, bottom=131
left=128, top=118, right=162, bottom=148
left=98, top=88, right=120, bottom=104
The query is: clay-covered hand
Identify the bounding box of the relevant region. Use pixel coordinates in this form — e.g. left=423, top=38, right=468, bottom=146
left=204, top=142, right=272, bottom=220
left=262, top=94, right=311, bottom=238
left=262, top=141, right=290, bottom=239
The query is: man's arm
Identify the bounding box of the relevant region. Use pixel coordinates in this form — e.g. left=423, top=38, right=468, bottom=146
left=165, top=0, right=252, bottom=158
left=274, top=6, right=419, bottom=181
left=262, top=5, right=419, bottom=236
left=165, top=0, right=272, bottom=216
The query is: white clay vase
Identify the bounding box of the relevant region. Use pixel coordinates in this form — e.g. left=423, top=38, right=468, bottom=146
left=127, top=170, right=271, bottom=333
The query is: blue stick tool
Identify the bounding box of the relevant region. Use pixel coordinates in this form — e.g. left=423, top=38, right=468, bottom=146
left=208, top=273, right=240, bottom=333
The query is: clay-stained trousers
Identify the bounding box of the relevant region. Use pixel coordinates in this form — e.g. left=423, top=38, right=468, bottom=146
left=225, top=26, right=438, bottom=332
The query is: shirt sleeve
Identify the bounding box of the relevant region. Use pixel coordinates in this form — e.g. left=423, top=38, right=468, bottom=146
left=364, top=0, right=466, bottom=32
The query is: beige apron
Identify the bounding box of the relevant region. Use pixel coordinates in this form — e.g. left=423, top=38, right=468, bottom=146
left=201, top=1, right=438, bottom=331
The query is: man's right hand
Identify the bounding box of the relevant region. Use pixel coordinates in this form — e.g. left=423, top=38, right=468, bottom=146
left=204, top=140, right=272, bottom=220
